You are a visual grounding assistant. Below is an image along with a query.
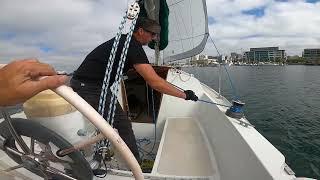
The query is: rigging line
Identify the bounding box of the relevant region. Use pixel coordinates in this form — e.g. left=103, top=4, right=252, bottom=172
left=169, top=82, right=231, bottom=107
left=174, top=68, right=192, bottom=82
left=223, top=64, right=239, bottom=100
left=146, top=85, right=156, bottom=154
left=209, top=33, right=239, bottom=100
left=209, top=34, right=221, bottom=56
left=147, top=88, right=157, bottom=156
left=198, top=99, right=230, bottom=108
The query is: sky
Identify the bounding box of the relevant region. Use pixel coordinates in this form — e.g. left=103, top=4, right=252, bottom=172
left=0, top=0, right=319, bottom=68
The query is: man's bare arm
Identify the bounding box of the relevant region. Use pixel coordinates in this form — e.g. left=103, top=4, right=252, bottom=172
left=133, top=63, right=186, bottom=99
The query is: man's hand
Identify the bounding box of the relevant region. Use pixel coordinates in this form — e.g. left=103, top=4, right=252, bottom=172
left=0, top=59, right=67, bottom=106
left=184, top=90, right=198, bottom=101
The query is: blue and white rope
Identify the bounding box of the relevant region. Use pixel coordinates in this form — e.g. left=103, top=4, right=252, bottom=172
left=96, top=13, right=139, bottom=150
left=98, top=15, right=127, bottom=117
left=107, top=16, right=138, bottom=127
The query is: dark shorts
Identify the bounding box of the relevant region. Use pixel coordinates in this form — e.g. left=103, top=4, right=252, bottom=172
left=70, top=78, right=141, bottom=163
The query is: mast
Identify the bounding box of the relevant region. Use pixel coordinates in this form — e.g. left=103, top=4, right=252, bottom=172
left=155, top=42, right=160, bottom=65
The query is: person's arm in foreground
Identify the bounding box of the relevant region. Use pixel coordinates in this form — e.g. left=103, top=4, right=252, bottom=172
left=0, top=59, right=67, bottom=106
left=134, top=63, right=198, bottom=101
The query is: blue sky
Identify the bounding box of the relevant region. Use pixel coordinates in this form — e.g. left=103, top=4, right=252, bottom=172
left=242, top=6, right=266, bottom=18
left=0, top=0, right=319, bottom=67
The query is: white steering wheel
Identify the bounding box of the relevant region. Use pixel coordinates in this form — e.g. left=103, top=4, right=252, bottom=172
left=54, top=85, right=144, bottom=180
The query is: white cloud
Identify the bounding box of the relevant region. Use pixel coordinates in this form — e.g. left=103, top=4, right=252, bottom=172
left=0, top=0, right=127, bottom=69
left=207, top=0, right=320, bottom=56
left=0, top=0, right=320, bottom=68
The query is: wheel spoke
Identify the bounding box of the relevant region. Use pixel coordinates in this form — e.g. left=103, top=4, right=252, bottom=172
left=14, top=136, right=31, bottom=155
left=5, top=146, right=24, bottom=157
left=41, top=144, right=73, bottom=164
left=30, top=138, right=35, bottom=154
left=0, top=117, right=93, bottom=179
left=1, top=110, right=31, bottom=154
left=46, top=166, right=77, bottom=180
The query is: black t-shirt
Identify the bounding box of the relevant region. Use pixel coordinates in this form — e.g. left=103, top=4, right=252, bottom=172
left=73, top=34, right=149, bottom=86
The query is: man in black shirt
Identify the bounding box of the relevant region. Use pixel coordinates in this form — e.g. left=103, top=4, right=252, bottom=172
left=71, top=17, right=198, bottom=164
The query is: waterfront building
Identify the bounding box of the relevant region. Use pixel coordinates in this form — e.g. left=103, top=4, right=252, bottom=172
left=230, top=52, right=243, bottom=62
left=244, top=47, right=286, bottom=63
left=303, top=49, right=320, bottom=65
left=188, top=54, right=220, bottom=66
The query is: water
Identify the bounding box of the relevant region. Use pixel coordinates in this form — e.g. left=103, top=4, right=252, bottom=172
left=2, top=62, right=319, bottom=178
left=184, top=65, right=320, bottom=179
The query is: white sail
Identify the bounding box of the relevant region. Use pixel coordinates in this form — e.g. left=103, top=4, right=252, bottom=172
left=163, top=0, right=209, bottom=62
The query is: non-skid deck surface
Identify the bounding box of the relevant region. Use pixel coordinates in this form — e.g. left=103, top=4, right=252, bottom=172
left=0, top=150, right=40, bottom=180
left=156, top=117, right=214, bottom=176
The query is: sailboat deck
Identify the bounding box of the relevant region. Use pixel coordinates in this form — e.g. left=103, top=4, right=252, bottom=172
left=152, top=117, right=216, bottom=177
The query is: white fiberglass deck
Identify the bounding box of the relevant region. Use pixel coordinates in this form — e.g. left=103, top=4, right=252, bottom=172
left=152, top=117, right=217, bottom=177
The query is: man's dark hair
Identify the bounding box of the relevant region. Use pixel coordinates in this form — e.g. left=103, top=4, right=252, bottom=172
left=134, top=17, right=161, bottom=34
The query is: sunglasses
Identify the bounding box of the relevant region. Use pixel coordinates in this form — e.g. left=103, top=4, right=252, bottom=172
left=143, top=28, right=157, bottom=36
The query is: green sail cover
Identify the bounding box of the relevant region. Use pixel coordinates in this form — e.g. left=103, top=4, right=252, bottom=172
left=141, top=0, right=169, bottom=51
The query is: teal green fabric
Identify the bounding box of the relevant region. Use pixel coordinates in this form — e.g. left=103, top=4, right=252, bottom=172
left=139, top=1, right=148, bottom=19
left=138, top=0, right=169, bottom=50
left=148, top=0, right=169, bottom=50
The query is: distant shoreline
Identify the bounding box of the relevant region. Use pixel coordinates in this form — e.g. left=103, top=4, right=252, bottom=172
left=287, top=63, right=320, bottom=66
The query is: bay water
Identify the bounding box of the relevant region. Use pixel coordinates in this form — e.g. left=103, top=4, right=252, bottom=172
left=184, top=65, right=320, bottom=179
left=2, top=63, right=318, bottom=178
